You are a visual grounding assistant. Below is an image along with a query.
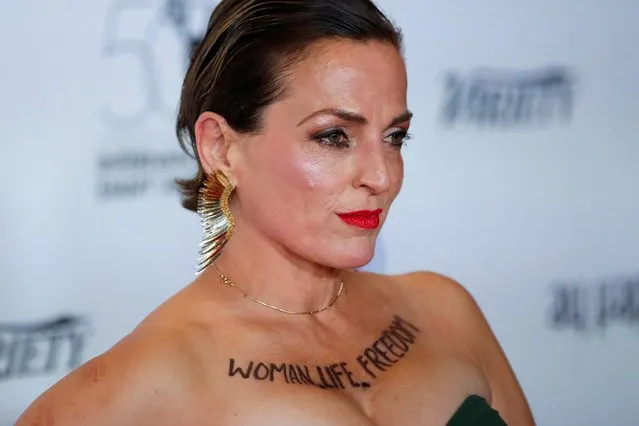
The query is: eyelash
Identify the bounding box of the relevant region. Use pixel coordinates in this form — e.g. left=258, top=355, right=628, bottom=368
left=311, top=128, right=411, bottom=150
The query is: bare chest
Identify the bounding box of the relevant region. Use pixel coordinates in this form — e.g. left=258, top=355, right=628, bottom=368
left=187, top=346, right=489, bottom=426
left=178, top=300, right=490, bottom=425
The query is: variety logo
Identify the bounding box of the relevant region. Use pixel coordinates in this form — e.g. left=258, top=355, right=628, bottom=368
left=96, top=0, right=215, bottom=200
left=548, top=272, right=639, bottom=333
left=0, top=315, right=92, bottom=381
left=441, top=66, right=575, bottom=127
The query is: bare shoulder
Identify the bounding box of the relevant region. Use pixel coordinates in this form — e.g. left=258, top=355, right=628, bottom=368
left=353, top=270, right=486, bottom=348
left=361, top=270, right=478, bottom=323
left=396, top=271, right=487, bottom=332
left=370, top=271, right=492, bottom=342
left=389, top=270, right=536, bottom=425
left=395, top=270, right=474, bottom=308
left=15, top=322, right=209, bottom=426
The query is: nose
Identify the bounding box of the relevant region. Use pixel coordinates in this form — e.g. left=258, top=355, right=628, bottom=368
left=353, top=143, right=391, bottom=195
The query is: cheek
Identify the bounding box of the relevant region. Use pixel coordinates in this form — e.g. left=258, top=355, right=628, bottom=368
left=277, top=144, right=345, bottom=195
left=262, top=147, right=345, bottom=235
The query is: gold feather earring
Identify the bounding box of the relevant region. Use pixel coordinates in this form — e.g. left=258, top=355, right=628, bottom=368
left=196, top=170, right=235, bottom=274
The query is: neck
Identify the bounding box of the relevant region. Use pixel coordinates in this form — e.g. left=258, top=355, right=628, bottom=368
left=203, top=220, right=344, bottom=314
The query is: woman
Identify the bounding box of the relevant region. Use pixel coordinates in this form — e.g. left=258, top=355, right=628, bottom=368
left=17, top=0, right=535, bottom=424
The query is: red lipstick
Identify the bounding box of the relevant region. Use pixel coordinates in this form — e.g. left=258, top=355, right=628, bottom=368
left=337, top=209, right=383, bottom=230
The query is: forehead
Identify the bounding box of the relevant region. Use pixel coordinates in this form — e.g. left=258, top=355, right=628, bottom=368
left=281, top=40, right=408, bottom=117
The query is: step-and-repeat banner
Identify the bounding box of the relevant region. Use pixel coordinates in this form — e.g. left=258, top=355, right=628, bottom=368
left=1, top=1, right=637, bottom=424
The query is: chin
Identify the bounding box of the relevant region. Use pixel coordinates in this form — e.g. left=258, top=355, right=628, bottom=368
left=329, top=242, right=376, bottom=269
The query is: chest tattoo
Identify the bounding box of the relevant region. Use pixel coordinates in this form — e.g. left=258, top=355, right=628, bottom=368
left=227, top=315, right=420, bottom=389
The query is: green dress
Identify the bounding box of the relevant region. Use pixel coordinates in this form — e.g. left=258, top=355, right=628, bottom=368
left=446, top=395, right=508, bottom=426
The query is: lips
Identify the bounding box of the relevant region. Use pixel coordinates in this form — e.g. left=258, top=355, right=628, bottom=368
left=337, top=209, right=383, bottom=230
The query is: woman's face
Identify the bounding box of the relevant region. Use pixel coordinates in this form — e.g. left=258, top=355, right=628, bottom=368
left=232, top=39, right=410, bottom=268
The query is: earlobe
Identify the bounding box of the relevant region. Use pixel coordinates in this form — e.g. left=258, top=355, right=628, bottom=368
left=194, top=111, right=233, bottom=175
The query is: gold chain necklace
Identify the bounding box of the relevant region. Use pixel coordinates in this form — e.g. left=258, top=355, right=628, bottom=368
left=212, top=263, right=344, bottom=315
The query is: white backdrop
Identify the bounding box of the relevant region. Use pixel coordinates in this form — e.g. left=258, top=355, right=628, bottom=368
left=1, top=1, right=638, bottom=425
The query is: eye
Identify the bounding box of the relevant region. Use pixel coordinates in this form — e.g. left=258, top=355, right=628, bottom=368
left=312, top=128, right=350, bottom=149
left=384, top=129, right=411, bottom=148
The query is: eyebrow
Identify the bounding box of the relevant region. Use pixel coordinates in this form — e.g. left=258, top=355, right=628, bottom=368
left=297, top=108, right=413, bottom=128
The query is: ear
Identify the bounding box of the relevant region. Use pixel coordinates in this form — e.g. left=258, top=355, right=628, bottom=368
left=194, top=111, right=238, bottom=183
